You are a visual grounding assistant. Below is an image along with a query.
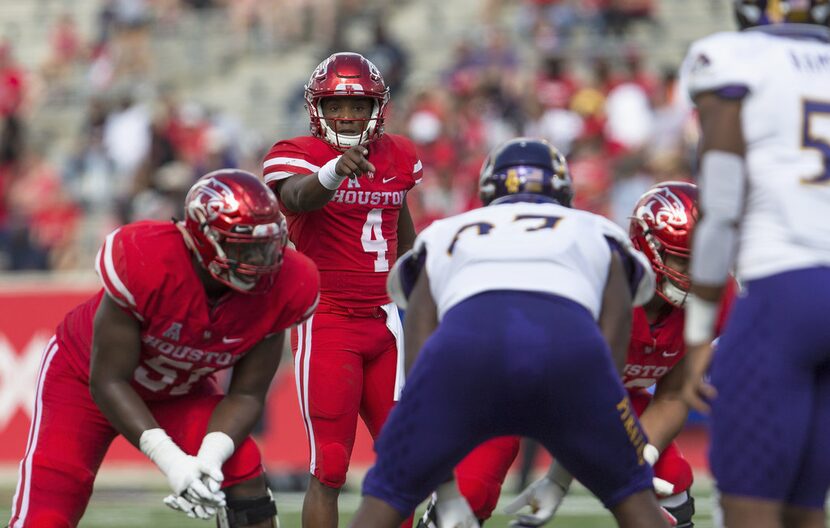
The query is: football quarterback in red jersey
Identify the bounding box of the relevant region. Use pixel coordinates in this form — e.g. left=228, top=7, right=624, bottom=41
left=506, top=181, right=735, bottom=528
left=261, top=52, right=421, bottom=527
left=8, top=170, right=320, bottom=528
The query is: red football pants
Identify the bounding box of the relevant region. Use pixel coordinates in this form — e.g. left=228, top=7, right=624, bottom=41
left=455, top=436, right=521, bottom=520
left=292, top=304, right=400, bottom=489
left=8, top=337, right=264, bottom=528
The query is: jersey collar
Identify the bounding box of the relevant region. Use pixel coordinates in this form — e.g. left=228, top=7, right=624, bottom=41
left=747, top=23, right=830, bottom=42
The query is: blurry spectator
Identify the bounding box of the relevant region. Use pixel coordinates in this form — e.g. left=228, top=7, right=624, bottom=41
left=228, top=0, right=279, bottom=55
left=108, top=0, right=153, bottom=80
left=0, top=54, right=22, bottom=98
left=603, top=0, right=659, bottom=38
left=64, top=126, right=118, bottom=215
left=130, top=106, right=178, bottom=203
left=63, top=124, right=122, bottom=264
left=6, top=146, right=81, bottom=270
left=200, top=121, right=238, bottom=174
left=41, top=13, right=88, bottom=101
left=591, top=56, right=624, bottom=94
left=272, top=0, right=336, bottom=50
left=405, top=108, right=457, bottom=231
left=646, top=149, right=692, bottom=184
left=535, top=54, right=580, bottom=110
left=622, top=46, right=659, bottom=99
left=363, top=17, right=409, bottom=94
left=445, top=40, right=481, bottom=96
left=568, top=135, right=613, bottom=217
left=523, top=98, right=583, bottom=156
left=610, top=153, right=653, bottom=227
left=457, top=93, right=517, bottom=154
left=0, top=41, right=27, bottom=169
left=517, top=0, right=583, bottom=49
left=130, top=160, right=192, bottom=222
left=604, top=81, right=653, bottom=154
left=102, top=90, right=152, bottom=197
left=478, top=26, right=520, bottom=77
left=445, top=27, right=519, bottom=98
left=166, top=100, right=210, bottom=167
left=87, top=47, right=116, bottom=93
left=0, top=111, right=24, bottom=172
left=95, top=0, right=118, bottom=50
left=646, top=67, right=693, bottom=157
left=569, top=84, right=606, bottom=139
left=0, top=218, right=50, bottom=270
left=204, top=107, right=246, bottom=169
left=530, top=18, right=561, bottom=54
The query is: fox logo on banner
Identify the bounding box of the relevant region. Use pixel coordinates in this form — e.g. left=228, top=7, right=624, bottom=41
left=0, top=332, right=52, bottom=430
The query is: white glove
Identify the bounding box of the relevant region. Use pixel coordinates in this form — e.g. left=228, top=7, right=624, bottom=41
left=164, top=493, right=217, bottom=520
left=424, top=481, right=481, bottom=528
left=139, top=428, right=226, bottom=507
left=504, top=476, right=569, bottom=527
left=185, top=432, right=234, bottom=506
left=434, top=496, right=479, bottom=528
left=643, top=443, right=675, bottom=497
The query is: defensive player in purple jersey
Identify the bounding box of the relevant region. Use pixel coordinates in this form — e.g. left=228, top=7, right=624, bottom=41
left=681, top=2, right=830, bottom=527
left=349, top=138, right=670, bottom=528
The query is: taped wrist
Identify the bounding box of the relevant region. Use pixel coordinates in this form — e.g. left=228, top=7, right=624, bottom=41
left=691, top=150, right=743, bottom=285
left=139, top=428, right=186, bottom=474
left=436, top=480, right=463, bottom=501
left=198, top=431, right=235, bottom=468
left=684, top=295, right=719, bottom=345
left=546, top=462, right=573, bottom=490
left=317, top=156, right=345, bottom=190
left=643, top=443, right=660, bottom=466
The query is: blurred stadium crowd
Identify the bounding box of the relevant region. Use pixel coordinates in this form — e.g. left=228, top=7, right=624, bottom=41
left=0, top=0, right=706, bottom=272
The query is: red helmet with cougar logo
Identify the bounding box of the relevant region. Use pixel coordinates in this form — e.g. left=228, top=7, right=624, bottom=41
left=629, top=181, right=698, bottom=307
left=305, top=52, right=390, bottom=150
left=182, top=169, right=287, bottom=293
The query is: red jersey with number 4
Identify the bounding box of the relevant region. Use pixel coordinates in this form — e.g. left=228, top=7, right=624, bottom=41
left=622, top=280, right=737, bottom=389
left=55, top=221, right=320, bottom=400
left=262, top=134, right=422, bottom=308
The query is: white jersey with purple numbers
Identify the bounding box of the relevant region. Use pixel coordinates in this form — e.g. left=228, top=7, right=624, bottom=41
left=412, top=202, right=655, bottom=320
left=682, top=27, right=830, bottom=281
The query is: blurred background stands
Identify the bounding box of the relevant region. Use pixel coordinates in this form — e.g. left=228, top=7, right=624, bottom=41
left=0, top=0, right=731, bottom=272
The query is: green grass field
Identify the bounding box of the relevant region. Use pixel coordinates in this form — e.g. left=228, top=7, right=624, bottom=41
left=0, top=477, right=722, bottom=527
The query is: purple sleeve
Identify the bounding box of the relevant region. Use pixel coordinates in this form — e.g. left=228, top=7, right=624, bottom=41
left=605, top=237, right=648, bottom=298
left=715, top=84, right=750, bottom=100
left=397, top=248, right=427, bottom=300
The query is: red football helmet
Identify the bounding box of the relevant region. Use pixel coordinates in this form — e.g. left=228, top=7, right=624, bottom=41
left=629, top=181, right=698, bottom=307
left=182, top=169, right=287, bottom=293
left=305, top=52, right=390, bottom=150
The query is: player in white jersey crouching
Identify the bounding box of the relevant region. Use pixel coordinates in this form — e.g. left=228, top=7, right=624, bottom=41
left=348, top=138, right=670, bottom=528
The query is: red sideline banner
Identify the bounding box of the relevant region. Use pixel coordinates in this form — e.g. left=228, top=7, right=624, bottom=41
left=0, top=278, right=374, bottom=472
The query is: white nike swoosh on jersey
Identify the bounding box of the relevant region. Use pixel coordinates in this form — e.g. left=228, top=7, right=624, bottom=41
left=662, top=350, right=680, bottom=357
left=222, top=337, right=243, bottom=344
left=382, top=176, right=397, bottom=183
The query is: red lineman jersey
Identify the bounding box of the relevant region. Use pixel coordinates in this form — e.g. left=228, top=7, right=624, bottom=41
left=55, top=221, right=320, bottom=400
left=623, top=281, right=737, bottom=389
left=262, top=134, right=422, bottom=308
